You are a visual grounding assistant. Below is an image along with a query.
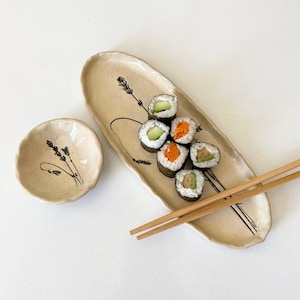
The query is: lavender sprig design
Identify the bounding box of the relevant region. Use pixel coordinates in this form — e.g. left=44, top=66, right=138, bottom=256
left=117, top=76, right=148, bottom=113
left=40, top=140, right=84, bottom=187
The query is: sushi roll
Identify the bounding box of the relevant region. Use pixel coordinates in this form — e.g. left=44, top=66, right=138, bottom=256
left=148, top=94, right=178, bottom=122
left=170, top=116, right=197, bottom=145
left=190, top=142, right=221, bottom=169
left=175, top=169, right=205, bottom=201
left=157, top=141, right=189, bottom=178
left=138, top=119, right=170, bottom=152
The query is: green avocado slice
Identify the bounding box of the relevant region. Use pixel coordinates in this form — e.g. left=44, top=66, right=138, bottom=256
left=152, top=101, right=171, bottom=113
left=182, top=172, right=197, bottom=189
left=196, top=147, right=214, bottom=162
left=147, top=126, right=164, bottom=140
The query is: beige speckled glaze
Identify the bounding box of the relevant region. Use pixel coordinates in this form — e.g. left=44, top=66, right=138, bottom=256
left=81, top=51, right=272, bottom=248
left=16, top=118, right=103, bottom=204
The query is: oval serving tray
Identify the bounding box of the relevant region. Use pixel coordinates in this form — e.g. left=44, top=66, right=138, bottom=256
left=81, top=51, right=272, bottom=248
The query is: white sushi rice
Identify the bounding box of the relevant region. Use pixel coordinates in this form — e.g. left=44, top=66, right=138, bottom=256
left=175, top=169, right=205, bottom=198
left=190, top=142, right=221, bottom=169
left=157, top=141, right=189, bottom=171
left=148, top=94, right=178, bottom=119
left=170, top=116, right=198, bottom=144
left=138, top=119, right=170, bottom=150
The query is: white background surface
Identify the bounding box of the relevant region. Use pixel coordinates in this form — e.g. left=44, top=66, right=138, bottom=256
left=1, top=0, right=300, bottom=299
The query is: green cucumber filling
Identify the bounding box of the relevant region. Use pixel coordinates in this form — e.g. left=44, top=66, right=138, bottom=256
left=147, top=126, right=164, bottom=140
left=152, top=101, right=171, bottom=113
left=182, top=172, right=197, bottom=189
left=196, top=147, right=214, bottom=162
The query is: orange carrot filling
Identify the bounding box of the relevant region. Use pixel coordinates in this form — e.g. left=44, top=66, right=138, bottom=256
left=173, top=121, right=189, bottom=140
left=164, top=142, right=180, bottom=162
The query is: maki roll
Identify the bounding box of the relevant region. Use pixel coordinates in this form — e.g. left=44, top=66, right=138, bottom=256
left=170, top=116, right=197, bottom=145
left=148, top=94, right=178, bottom=122
left=190, top=142, right=221, bottom=169
left=175, top=169, right=205, bottom=201
left=157, top=141, right=189, bottom=178
left=138, top=119, right=170, bottom=152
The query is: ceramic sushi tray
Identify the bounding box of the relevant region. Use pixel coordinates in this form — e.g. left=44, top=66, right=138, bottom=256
left=81, top=51, right=272, bottom=249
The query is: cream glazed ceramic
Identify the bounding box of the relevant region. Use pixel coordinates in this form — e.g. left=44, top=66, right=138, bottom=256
left=16, top=118, right=103, bottom=204
left=81, top=51, right=272, bottom=249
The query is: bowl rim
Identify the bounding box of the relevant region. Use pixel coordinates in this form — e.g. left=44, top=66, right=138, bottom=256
left=15, top=118, right=103, bottom=204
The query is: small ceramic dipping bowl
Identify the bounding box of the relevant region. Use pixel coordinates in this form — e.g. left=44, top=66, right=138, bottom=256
left=16, top=118, right=103, bottom=204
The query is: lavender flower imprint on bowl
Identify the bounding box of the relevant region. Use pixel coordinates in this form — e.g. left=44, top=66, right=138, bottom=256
left=40, top=140, right=84, bottom=186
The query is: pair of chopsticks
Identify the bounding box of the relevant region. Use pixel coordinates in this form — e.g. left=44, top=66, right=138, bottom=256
left=130, top=159, right=300, bottom=240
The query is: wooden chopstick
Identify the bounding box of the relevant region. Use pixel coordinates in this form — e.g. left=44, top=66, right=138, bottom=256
left=130, top=159, right=300, bottom=240
left=135, top=170, right=300, bottom=240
